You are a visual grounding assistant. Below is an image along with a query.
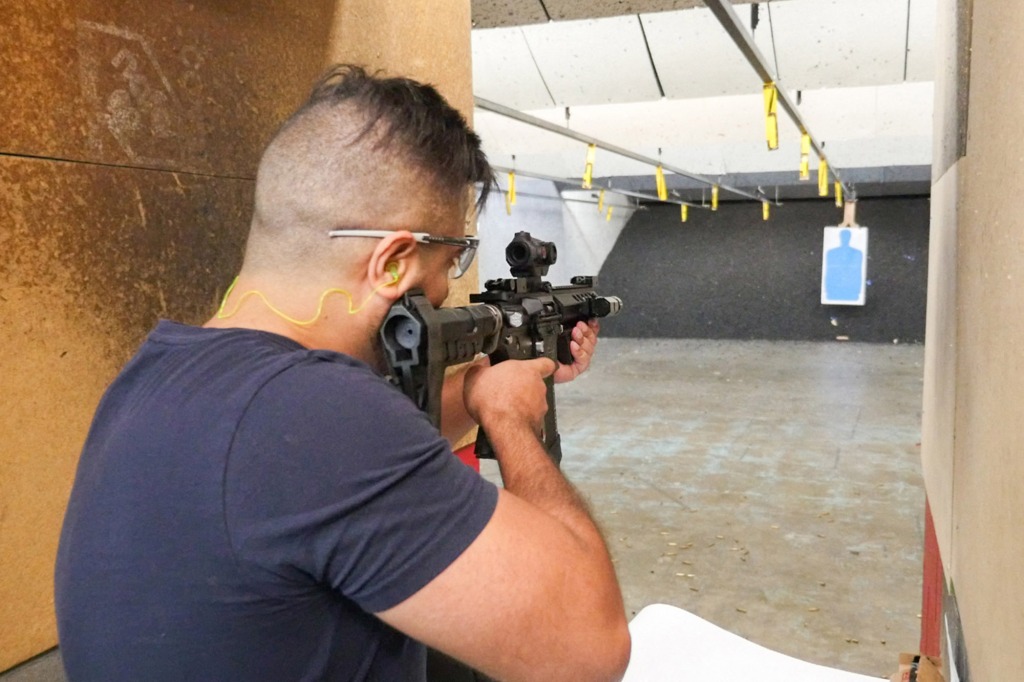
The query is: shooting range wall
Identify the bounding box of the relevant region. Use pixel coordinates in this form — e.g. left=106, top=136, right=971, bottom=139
left=920, top=0, right=1024, bottom=680
left=0, top=0, right=474, bottom=671
left=595, top=196, right=930, bottom=343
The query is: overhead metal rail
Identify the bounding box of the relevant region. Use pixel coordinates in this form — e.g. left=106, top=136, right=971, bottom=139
left=477, top=97, right=777, bottom=205
left=489, top=166, right=608, bottom=206
left=702, top=0, right=855, bottom=200
left=491, top=165, right=705, bottom=208
left=494, top=189, right=604, bottom=206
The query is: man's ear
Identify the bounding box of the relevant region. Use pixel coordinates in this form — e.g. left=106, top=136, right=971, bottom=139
left=367, top=231, right=417, bottom=300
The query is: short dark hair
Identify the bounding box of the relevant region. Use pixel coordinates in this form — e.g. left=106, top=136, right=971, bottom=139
left=289, top=64, right=494, bottom=209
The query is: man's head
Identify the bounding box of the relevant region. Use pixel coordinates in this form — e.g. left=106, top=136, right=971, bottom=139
left=242, top=65, right=494, bottom=296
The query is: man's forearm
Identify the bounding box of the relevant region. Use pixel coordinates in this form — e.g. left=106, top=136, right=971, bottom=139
left=487, top=422, right=612, bottom=558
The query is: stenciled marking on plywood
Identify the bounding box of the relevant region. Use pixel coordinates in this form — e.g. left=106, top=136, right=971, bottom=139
left=75, top=20, right=202, bottom=167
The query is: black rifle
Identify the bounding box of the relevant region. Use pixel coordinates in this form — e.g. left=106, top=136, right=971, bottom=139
left=380, top=231, right=622, bottom=466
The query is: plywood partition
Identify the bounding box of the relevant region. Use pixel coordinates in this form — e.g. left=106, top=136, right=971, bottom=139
left=950, top=0, right=1024, bottom=677
left=923, top=0, right=1024, bottom=680
left=920, top=0, right=966, bottom=583
left=0, top=0, right=339, bottom=670
left=328, top=2, right=473, bottom=115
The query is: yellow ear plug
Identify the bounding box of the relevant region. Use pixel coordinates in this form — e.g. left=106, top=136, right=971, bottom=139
left=386, top=262, right=400, bottom=283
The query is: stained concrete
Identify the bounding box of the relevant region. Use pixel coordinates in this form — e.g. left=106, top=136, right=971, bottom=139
left=0, top=653, right=63, bottom=682
left=487, top=337, right=925, bottom=679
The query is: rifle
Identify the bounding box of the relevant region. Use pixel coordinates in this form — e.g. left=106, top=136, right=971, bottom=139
left=380, top=231, right=622, bottom=466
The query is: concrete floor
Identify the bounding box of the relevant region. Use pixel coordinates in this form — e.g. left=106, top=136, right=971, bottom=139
left=491, top=337, right=925, bottom=679
left=4, top=338, right=925, bottom=681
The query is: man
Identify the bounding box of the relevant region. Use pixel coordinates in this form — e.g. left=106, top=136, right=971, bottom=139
left=55, top=65, right=630, bottom=681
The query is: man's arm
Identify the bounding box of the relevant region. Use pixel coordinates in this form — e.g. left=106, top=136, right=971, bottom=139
left=438, top=320, right=600, bottom=446
left=377, top=357, right=630, bottom=682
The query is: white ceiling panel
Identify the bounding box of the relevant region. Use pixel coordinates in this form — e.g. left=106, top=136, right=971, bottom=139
left=472, top=0, right=938, bottom=186
left=822, top=136, right=932, bottom=169
left=906, top=0, right=937, bottom=81
left=641, top=8, right=766, bottom=99
left=472, top=27, right=555, bottom=110
left=475, top=81, right=933, bottom=178
left=798, top=82, right=935, bottom=141
left=750, top=0, right=910, bottom=91
left=520, top=16, right=662, bottom=106
left=473, top=110, right=581, bottom=160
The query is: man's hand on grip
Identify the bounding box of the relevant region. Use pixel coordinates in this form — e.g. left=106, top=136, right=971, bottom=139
left=463, top=357, right=556, bottom=434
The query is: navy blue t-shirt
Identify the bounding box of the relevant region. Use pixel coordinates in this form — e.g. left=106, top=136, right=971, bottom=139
left=55, top=321, right=498, bottom=681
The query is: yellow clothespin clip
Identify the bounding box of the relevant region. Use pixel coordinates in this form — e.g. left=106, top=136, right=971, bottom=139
left=606, top=205, right=613, bottom=222
left=764, top=83, right=779, bottom=151
left=711, top=185, right=719, bottom=211
left=655, top=165, right=668, bottom=201
left=818, top=158, right=829, bottom=197
left=799, top=133, right=811, bottom=180
left=582, top=144, right=596, bottom=189
left=762, top=201, right=770, bottom=221
left=681, top=204, right=688, bottom=223
left=505, top=169, right=517, bottom=215
left=835, top=181, right=843, bottom=207
left=598, top=188, right=606, bottom=213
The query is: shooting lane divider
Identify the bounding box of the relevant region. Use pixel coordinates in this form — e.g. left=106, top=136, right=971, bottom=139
left=606, top=205, right=613, bottom=222
left=711, top=184, right=719, bottom=211
left=655, top=165, right=668, bottom=201
left=582, top=143, right=596, bottom=189
left=598, top=188, right=605, bottom=213
left=818, top=158, right=829, bottom=197
left=835, top=181, right=843, bottom=207
left=681, top=204, right=688, bottom=223
left=799, top=133, right=811, bottom=180
left=505, top=169, right=517, bottom=215
left=762, top=201, right=770, bottom=221
left=764, top=83, right=779, bottom=151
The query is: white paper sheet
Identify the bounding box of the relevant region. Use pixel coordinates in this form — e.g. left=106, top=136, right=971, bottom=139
left=623, top=604, right=884, bottom=682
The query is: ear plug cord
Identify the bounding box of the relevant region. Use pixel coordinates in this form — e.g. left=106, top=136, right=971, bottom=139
left=216, top=273, right=399, bottom=327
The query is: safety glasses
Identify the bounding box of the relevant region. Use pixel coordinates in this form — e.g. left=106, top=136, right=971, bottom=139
left=327, top=230, right=479, bottom=279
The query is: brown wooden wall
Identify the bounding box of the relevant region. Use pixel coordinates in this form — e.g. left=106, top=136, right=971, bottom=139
left=923, top=0, right=1024, bottom=679
left=0, top=0, right=473, bottom=670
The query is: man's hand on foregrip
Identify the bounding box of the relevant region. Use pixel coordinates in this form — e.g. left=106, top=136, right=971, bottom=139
left=553, top=319, right=600, bottom=385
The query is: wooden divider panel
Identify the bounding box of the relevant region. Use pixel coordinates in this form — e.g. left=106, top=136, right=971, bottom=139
left=0, top=0, right=337, bottom=669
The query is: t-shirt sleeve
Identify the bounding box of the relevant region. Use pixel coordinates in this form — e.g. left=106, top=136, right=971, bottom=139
left=224, top=355, right=498, bottom=613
